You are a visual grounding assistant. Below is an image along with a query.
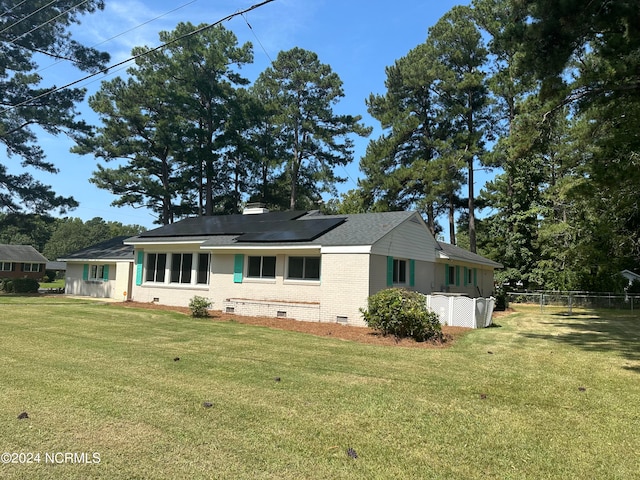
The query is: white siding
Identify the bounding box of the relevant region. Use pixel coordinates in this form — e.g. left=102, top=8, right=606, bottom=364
left=65, top=261, right=119, bottom=299
left=370, top=215, right=437, bottom=262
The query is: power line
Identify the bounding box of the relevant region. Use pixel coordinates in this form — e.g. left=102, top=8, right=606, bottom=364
left=0, top=0, right=28, bottom=18
left=35, top=0, right=199, bottom=75
left=0, top=0, right=277, bottom=116
left=7, top=0, right=92, bottom=46
left=242, top=12, right=273, bottom=63
left=0, top=0, right=57, bottom=35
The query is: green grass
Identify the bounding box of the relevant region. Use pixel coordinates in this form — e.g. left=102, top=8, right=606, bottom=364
left=36, top=279, right=65, bottom=290
left=0, top=299, right=638, bottom=479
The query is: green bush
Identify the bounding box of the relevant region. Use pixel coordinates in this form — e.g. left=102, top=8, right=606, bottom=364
left=0, top=278, right=13, bottom=293
left=189, top=296, right=212, bottom=318
left=494, top=287, right=508, bottom=311
left=45, top=270, right=57, bottom=283
left=360, top=288, right=442, bottom=342
left=1, top=278, right=40, bottom=293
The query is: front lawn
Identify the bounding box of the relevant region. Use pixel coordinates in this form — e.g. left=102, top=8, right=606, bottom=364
left=0, top=298, right=638, bottom=479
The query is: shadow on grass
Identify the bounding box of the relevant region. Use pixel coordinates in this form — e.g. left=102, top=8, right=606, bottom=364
left=523, top=310, right=640, bottom=373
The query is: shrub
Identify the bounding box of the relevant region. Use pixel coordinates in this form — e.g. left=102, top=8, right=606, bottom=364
left=360, top=288, right=442, bottom=342
left=189, top=296, right=212, bottom=318
left=44, top=270, right=57, bottom=283
left=15, top=278, right=40, bottom=293
left=0, top=278, right=13, bottom=293
left=494, top=287, right=508, bottom=311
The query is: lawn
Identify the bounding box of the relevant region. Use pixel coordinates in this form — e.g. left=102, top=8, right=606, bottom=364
left=0, top=298, right=638, bottom=479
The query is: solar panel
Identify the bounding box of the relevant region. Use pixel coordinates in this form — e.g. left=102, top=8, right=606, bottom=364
left=140, top=210, right=307, bottom=237
left=235, top=218, right=345, bottom=243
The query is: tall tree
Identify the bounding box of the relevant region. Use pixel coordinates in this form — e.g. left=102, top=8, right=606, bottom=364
left=76, top=23, right=253, bottom=222
left=165, top=24, right=253, bottom=216
left=0, top=0, right=109, bottom=214
left=75, top=74, right=188, bottom=225
left=426, top=6, right=491, bottom=252
left=361, top=42, right=456, bottom=236
left=255, top=47, right=370, bottom=210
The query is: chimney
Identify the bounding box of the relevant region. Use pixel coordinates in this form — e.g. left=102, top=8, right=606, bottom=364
left=242, top=202, right=269, bottom=215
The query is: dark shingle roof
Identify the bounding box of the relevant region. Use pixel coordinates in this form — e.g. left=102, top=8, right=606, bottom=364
left=59, top=236, right=134, bottom=261
left=436, top=241, right=503, bottom=268
left=0, top=244, right=48, bottom=263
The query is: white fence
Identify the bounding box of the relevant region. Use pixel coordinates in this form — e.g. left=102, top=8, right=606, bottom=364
left=425, top=294, right=496, bottom=329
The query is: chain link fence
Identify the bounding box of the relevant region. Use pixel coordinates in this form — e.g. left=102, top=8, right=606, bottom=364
left=507, top=291, right=640, bottom=313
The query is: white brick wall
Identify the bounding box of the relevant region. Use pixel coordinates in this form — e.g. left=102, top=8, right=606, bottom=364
left=319, top=253, right=370, bottom=326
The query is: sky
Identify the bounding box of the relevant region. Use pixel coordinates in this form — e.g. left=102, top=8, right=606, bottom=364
left=5, top=0, right=478, bottom=232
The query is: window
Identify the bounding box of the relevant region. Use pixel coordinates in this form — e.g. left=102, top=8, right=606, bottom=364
left=393, top=259, right=407, bottom=284
left=89, top=265, right=104, bottom=280
left=145, top=253, right=167, bottom=282
left=287, top=256, right=320, bottom=280
left=197, top=253, right=210, bottom=285
left=447, top=265, right=456, bottom=285
left=23, top=263, right=41, bottom=272
left=0, top=262, right=12, bottom=271
left=170, top=253, right=193, bottom=284
left=247, top=256, right=276, bottom=278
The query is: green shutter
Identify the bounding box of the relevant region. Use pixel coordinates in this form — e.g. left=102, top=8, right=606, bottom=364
left=445, top=264, right=450, bottom=285
left=82, top=264, right=89, bottom=281
left=102, top=265, right=110, bottom=282
left=409, top=259, right=415, bottom=287
left=473, top=268, right=477, bottom=286
left=455, top=265, right=460, bottom=286
left=386, top=256, right=394, bottom=286
left=135, top=251, right=143, bottom=286
left=464, top=266, right=468, bottom=286
left=233, top=254, right=244, bottom=283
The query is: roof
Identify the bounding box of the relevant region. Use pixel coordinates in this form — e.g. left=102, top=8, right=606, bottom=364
left=0, top=244, right=48, bottom=263
left=436, top=241, right=503, bottom=268
left=126, top=210, right=417, bottom=248
left=124, top=210, right=501, bottom=269
left=58, top=236, right=134, bottom=262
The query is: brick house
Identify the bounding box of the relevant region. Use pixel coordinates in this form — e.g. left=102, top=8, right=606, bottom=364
left=118, top=209, right=502, bottom=326
left=0, top=244, right=48, bottom=280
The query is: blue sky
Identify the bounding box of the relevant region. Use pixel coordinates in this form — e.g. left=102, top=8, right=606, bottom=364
left=6, top=0, right=479, bottom=232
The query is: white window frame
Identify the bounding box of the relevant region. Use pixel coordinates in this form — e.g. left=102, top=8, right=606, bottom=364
left=89, top=264, right=105, bottom=280
left=144, top=252, right=210, bottom=286
left=286, top=256, right=321, bottom=281
left=0, top=262, right=12, bottom=271
left=196, top=253, right=210, bottom=285
left=247, top=255, right=276, bottom=279
left=170, top=253, right=193, bottom=284
left=145, top=253, right=167, bottom=283
left=23, top=263, right=41, bottom=273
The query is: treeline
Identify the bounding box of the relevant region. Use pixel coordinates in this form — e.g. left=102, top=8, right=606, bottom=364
left=72, top=28, right=369, bottom=225
left=0, top=215, right=144, bottom=260
left=1, top=0, right=638, bottom=292
left=343, top=0, right=640, bottom=292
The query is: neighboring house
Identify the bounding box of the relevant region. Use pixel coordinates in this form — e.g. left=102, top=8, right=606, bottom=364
left=0, top=244, right=48, bottom=280
left=113, top=209, right=502, bottom=327
left=58, top=236, right=134, bottom=300
left=621, top=269, right=640, bottom=288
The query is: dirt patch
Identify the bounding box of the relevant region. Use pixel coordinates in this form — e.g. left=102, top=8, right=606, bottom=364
left=113, top=301, right=477, bottom=349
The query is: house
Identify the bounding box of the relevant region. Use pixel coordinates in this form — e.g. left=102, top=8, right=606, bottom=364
left=115, top=209, right=502, bottom=326
left=435, top=242, right=503, bottom=297
left=621, top=269, right=640, bottom=289
left=58, top=236, right=134, bottom=300
left=0, top=244, right=48, bottom=280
